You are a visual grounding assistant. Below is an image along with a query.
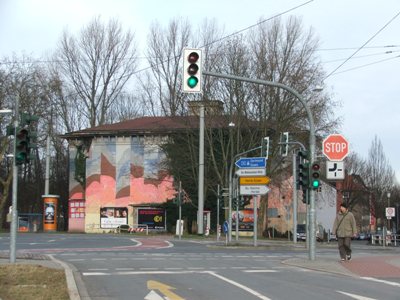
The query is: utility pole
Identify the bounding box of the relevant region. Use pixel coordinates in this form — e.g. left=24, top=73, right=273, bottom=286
left=10, top=96, right=20, bottom=263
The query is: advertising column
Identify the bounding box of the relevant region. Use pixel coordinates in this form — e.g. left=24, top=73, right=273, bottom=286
left=43, top=195, right=59, bottom=232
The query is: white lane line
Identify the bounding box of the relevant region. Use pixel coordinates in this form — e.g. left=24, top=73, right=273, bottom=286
left=243, top=270, right=278, bottom=273
left=83, top=270, right=196, bottom=276
left=337, top=291, right=377, bottom=300
left=67, top=259, right=85, bottom=262
left=361, top=277, right=400, bottom=287
left=92, top=258, right=107, bottom=261
left=205, top=271, right=271, bottom=300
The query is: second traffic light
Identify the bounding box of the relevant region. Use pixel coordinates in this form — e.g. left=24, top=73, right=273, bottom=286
left=15, top=127, right=29, bottom=165
left=310, top=162, right=321, bottom=190
left=183, top=48, right=202, bottom=93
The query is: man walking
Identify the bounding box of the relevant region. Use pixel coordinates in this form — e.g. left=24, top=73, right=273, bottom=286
left=332, top=203, right=357, bottom=261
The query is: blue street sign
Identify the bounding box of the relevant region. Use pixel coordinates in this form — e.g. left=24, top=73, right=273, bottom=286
left=235, top=157, right=266, bottom=169
left=223, top=221, right=229, bottom=234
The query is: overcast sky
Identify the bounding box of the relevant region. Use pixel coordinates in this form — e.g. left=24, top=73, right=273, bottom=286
left=1, top=0, right=399, bottom=183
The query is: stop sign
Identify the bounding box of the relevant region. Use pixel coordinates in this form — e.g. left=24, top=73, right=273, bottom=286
left=323, top=134, right=349, bottom=161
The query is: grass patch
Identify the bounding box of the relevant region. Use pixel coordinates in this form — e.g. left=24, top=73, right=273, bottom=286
left=0, top=264, right=69, bottom=300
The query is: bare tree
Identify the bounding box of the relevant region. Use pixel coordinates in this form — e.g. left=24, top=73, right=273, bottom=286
left=55, top=16, right=138, bottom=128
left=363, top=135, right=396, bottom=222
left=139, top=18, right=191, bottom=116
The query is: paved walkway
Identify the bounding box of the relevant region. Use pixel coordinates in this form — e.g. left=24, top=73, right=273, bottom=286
left=283, top=255, right=400, bottom=279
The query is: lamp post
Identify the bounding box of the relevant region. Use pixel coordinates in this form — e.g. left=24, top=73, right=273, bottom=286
left=203, top=71, right=317, bottom=260
left=387, top=192, right=391, bottom=232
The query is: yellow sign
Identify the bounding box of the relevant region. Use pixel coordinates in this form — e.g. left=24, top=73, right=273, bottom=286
left=147, top=280, right=184, bottom=300
left=240, top=176, right=270, bottom=185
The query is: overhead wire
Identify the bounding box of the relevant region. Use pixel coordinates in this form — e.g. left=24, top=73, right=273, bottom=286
left=324, top=10, right=400, bottom=80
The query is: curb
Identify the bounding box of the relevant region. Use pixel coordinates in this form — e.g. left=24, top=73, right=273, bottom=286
left=48, top=255, right=81, bottom=300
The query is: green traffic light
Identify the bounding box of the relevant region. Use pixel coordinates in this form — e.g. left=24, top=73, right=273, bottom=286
left=312, top=180, right=320, bottom=188
left=187, top=76, right=198, bottom=88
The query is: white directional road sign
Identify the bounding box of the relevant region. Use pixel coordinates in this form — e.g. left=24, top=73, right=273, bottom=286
left=235, top=168, right=266, bottom=176
left=326, top=161, right=345, bottom=180
left=240, top=185, right=270, bottom=195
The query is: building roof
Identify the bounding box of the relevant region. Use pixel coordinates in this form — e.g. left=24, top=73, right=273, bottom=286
left=62, top=115, right=232, bottom=139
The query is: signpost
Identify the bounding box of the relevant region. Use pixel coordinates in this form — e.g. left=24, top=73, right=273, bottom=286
left=239, top=185, right=270, bottom=195
left=235, top=157, right=266, bottom=169
left=239, top=176, right=270, bottom=185
left=235, top=168, right=266, bottom=176
left=326, top=161, right=345, bottom=180
left=322, top=134, right=349, bottom=161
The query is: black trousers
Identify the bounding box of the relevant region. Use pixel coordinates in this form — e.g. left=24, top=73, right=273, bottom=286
left=337, top=237, right=352, bottom=259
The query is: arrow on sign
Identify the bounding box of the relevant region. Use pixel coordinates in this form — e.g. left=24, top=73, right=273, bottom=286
left=147, top=280, right=184, bottom=300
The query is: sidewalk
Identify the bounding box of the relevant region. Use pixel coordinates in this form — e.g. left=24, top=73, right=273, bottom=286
left=205, top=237, right=400, bottom=279
left=284, top=255, right=400, bottom=279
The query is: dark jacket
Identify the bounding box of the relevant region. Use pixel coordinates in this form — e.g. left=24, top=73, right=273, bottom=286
left=332, top=211, right=357, bottom=238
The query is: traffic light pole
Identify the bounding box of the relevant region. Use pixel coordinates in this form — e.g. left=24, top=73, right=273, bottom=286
left=10, top=96, right=20, bottom=263
left=204, top=71, right=317, bottom=260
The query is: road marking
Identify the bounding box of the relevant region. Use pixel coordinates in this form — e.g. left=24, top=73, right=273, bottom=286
left=337, top=291, right=377, bottom=300
left=361, top=277, right=400, bottom=287
left=147, top=280, right=184, bottom=300
left=243, top=270, right=278, bottom=273
left=131, top=238, right=142, bottom=247
left=67, top=259, right=85, bottom=262
left=205, top=271, right=271, bottom=300
left=144, top=290, right=164, bottom=300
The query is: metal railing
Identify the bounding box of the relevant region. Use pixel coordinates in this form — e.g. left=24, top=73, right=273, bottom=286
left=371, top=233, right=400, bottom=247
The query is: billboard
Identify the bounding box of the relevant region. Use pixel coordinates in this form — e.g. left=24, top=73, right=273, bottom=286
left=100, top=207, right=128, bottom=228
left=138, top=208, right=166, bottom=230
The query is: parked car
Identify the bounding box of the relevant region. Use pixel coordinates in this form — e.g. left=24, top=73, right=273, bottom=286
left=296, top=224, right=306, bottom=241
left=296, top=224, right=325, bottom=242
left=358, top=232, right=368, bottom=240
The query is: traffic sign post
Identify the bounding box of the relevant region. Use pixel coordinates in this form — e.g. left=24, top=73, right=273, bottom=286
left=323, top=134, right=349, bottom=161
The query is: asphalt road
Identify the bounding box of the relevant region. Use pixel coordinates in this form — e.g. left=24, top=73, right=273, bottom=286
left=1, top=233, right=399, bottom=300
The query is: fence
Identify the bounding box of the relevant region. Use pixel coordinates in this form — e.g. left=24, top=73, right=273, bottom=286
left=371, top=233, right=400, bottom=247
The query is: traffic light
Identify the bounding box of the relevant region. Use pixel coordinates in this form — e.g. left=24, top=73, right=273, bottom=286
left=281, top=132, right=289, bottom=157
left=296, top=149, right=310, bottom=203
left=21, top=113, right=39, bottom=163
left=15, top=127, right=28, bottom=165
left=183, top=48, right=202, bottom=93
left=310, top=162, right=321, bottom=190
left=260, top=137, right=270, bottom=158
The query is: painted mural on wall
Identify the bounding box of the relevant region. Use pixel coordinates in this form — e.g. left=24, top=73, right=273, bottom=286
left=68, top=136, right=176, bottom=229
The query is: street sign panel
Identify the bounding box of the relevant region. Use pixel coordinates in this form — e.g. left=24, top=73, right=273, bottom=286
left=386, top=207, right=395, bottom=219
left=235, top=157, right=266, bottom=169
left=323, top=134, right=349, bottom=161
left=235, top=168, right=266, bottom=176
left=240, top=185, right=270, bottom=195
left=239, top=176, right=270, bottom=185
left=326, top=161, right=345, bottom=180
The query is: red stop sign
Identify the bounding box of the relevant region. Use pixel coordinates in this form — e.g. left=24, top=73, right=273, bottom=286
left=323, top=134, right=349, bottom=161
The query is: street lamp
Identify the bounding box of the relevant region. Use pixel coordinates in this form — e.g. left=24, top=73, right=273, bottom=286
left=387, top=192, right=391, bottom=232
left=204, top=71, right=317, bottom=260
